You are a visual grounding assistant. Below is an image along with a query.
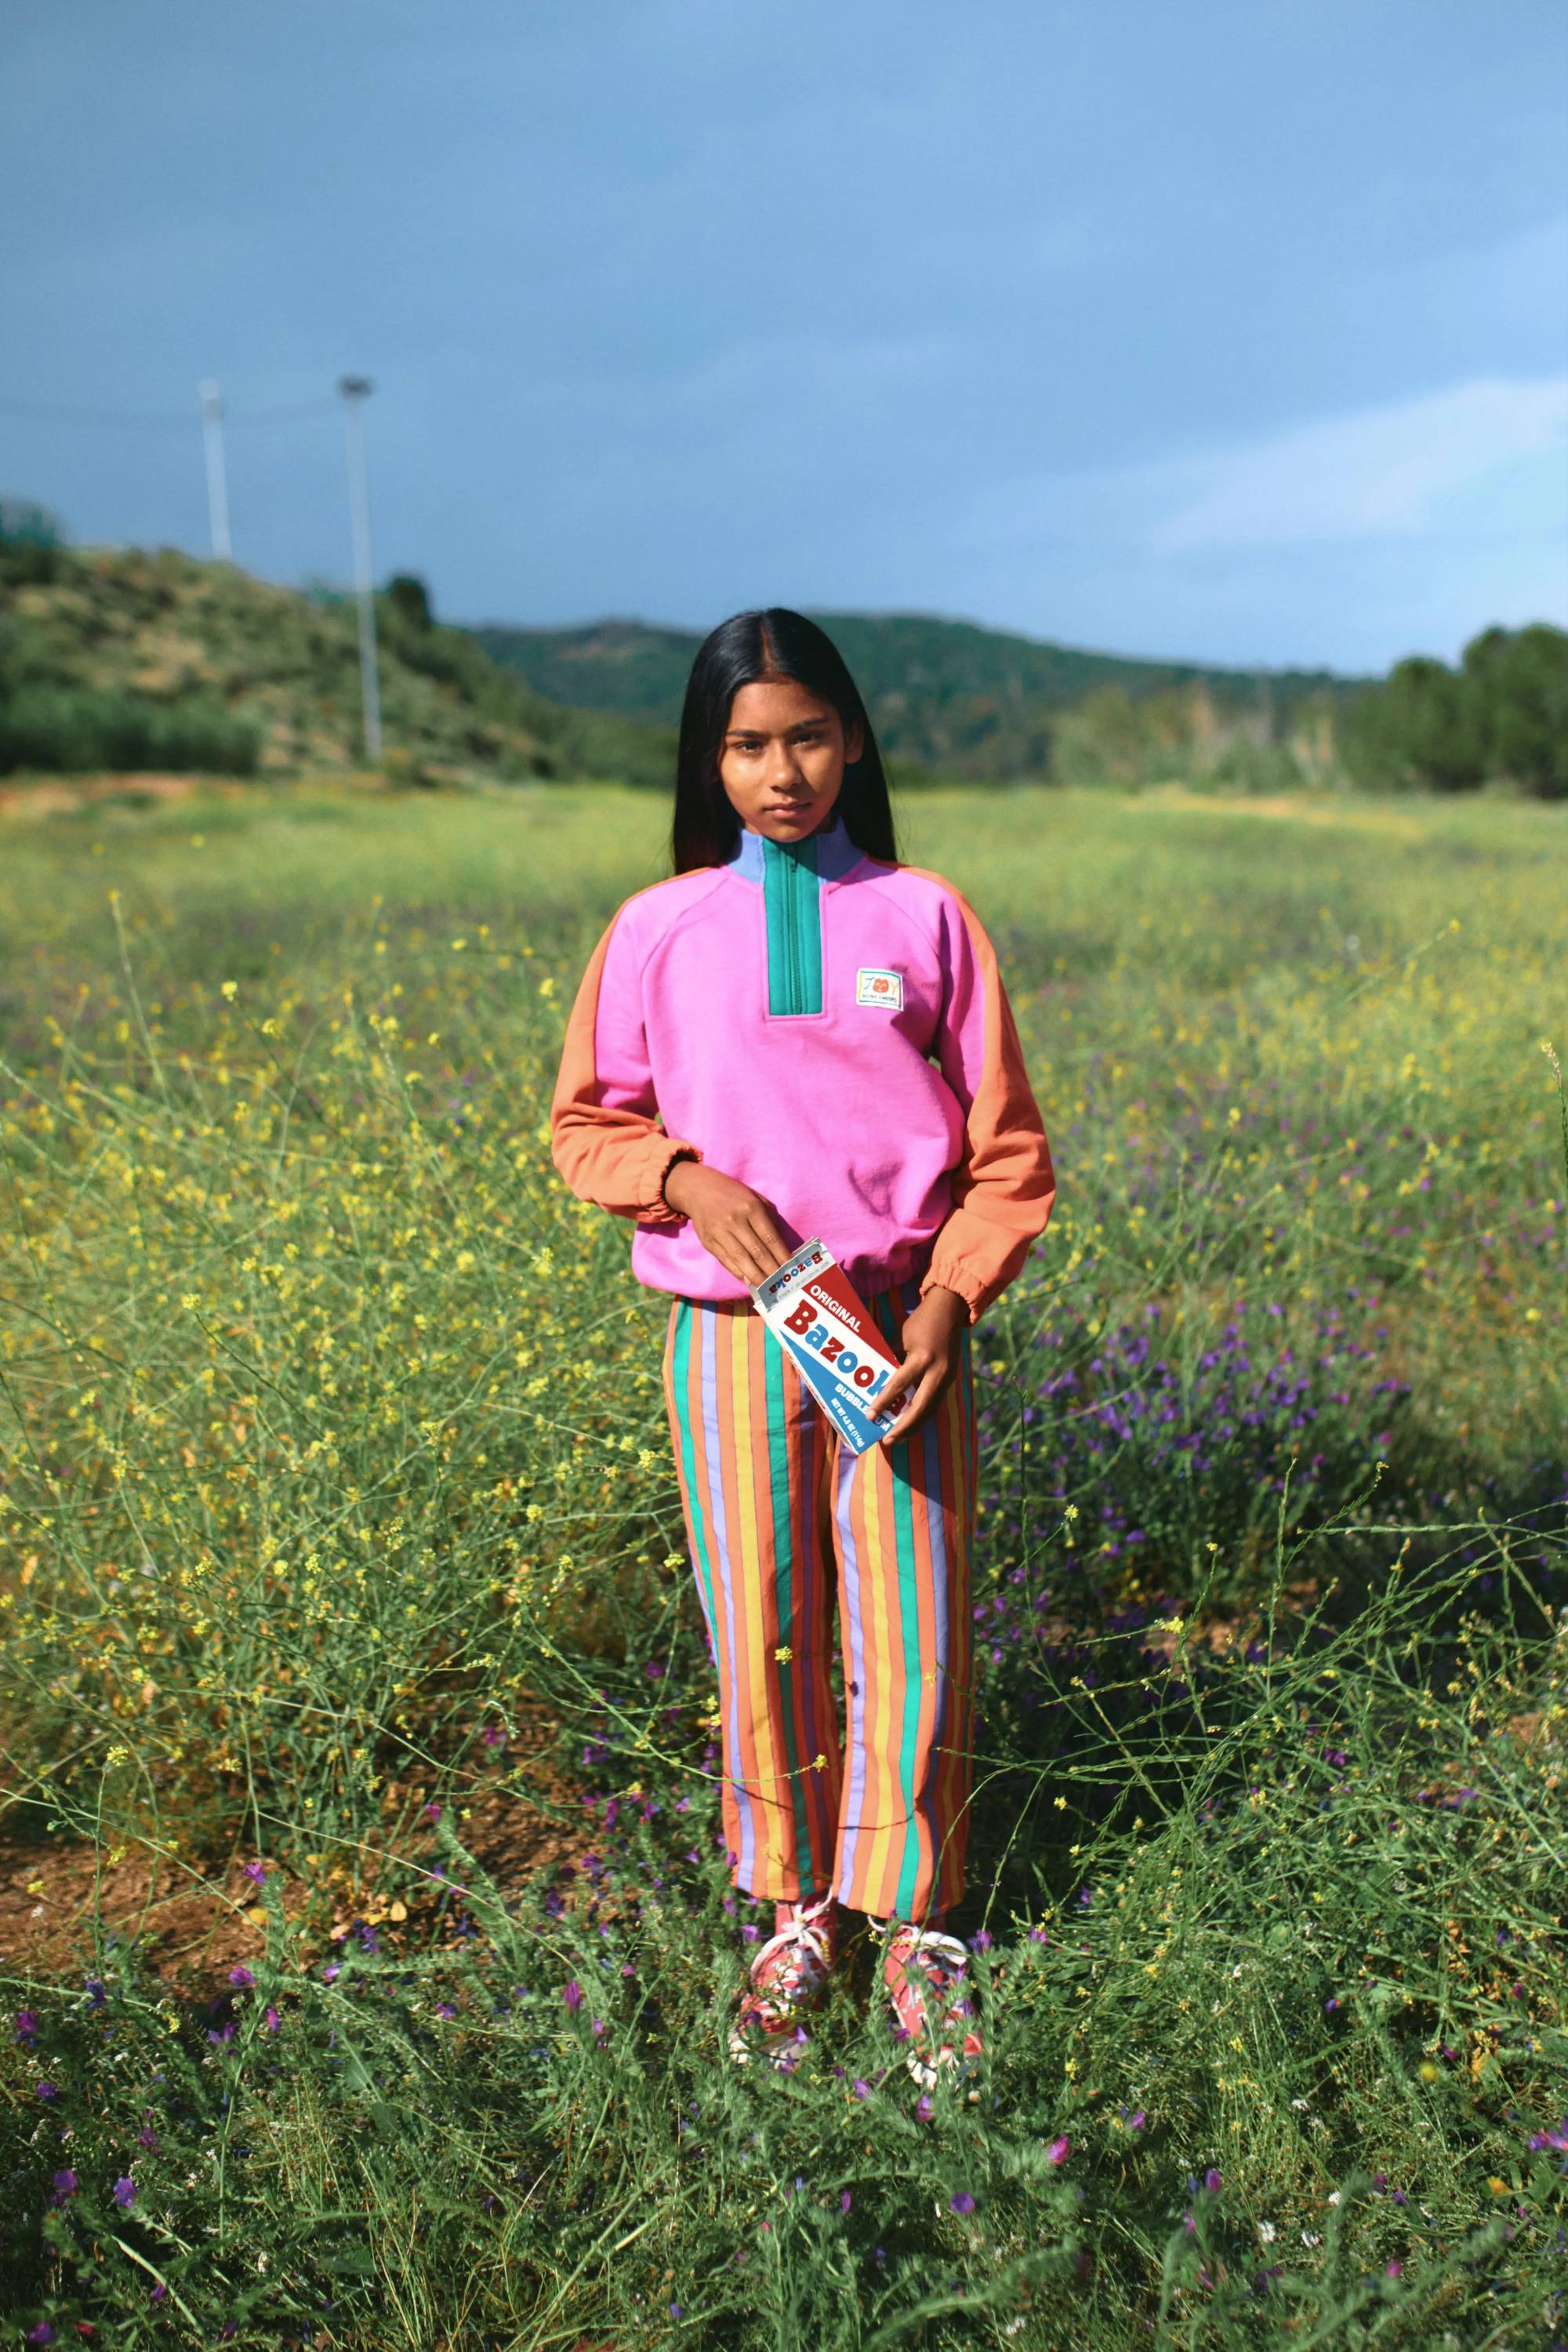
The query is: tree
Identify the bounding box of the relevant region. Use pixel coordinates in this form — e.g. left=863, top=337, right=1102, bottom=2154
left=1461, top=622, right=1568, bottom=800
left=385, top=573, right=434, bottom=632
left=0, top=496, right=67, bottom=585
left=1341, top=656, right=1485, bottom=792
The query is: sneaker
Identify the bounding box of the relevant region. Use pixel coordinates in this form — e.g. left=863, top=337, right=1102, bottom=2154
left=728, top=1892, right=837, bottom=2067
left=881, top=1922, right=984, bottom=2090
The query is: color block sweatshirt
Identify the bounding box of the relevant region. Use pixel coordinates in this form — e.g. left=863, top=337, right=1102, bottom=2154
left=550, top=812, right=1055, bottom=1321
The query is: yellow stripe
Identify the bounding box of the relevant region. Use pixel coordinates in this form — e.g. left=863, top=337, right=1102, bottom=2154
left=728, top=1312, right=782, bottom=1875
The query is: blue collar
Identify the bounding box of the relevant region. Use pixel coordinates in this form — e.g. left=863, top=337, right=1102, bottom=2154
left=724, top=810, right=864, bottom=886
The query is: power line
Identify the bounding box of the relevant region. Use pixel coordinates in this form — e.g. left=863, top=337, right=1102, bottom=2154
left=0, top=391, right=338, bottom=429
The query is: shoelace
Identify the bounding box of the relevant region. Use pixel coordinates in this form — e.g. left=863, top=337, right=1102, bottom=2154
left=884, top=1923, right=971, bottom=1995
left=748, top=1890, right=836, bottom=1996
left=883, top=1924, right=982, bottom=2080
left=730, top=1892, right=838, bottom=2067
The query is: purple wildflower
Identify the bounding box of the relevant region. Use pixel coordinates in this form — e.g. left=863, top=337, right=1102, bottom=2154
left=949, top=2190, right=976, bottom=2214
left=52, top=2169, right=78, bottom=2201
left=1205, top=2168, right=1223, bottom=2192
left=228, top=1966, right=256, bottom=1990
left=563, top=1980, right=583, bottom=2013
left=1045, top=2134, right=1072, bottom=2166
left=840, top=2190, right=853, bottom=2212
left=15, top=2009, right=39, bottom=2041
left=113, top=2176, right=136, bottom=2209
left=35, top=2081, right=59, bottom=2102
left=242, top=1860, right=267, bottom=1886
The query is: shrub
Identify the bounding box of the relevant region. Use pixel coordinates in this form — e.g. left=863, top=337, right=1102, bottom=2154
left=1464, top=622, right=1568, bottom=799
left=0, top=688, right=262, bottom=777
left=1343, top=623, right=1568, bottom=798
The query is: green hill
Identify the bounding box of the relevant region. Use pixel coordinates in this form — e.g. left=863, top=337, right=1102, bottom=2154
left=6, top=525, right=1558, bottom=798
left=0, top=541, right=672, bottom=786
left=470, top=610, right=1367, bottom=782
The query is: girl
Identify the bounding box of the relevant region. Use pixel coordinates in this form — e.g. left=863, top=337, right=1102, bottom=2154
left=551, top=609, right=1055, bottom=2082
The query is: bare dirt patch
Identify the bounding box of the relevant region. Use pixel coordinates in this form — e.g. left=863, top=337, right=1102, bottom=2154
left=1, top=1708, right=593, bottom=1996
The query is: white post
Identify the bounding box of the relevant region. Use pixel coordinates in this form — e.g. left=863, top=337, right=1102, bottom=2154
left=339, top=375, right=383, bottom=764
left=198, top=379, right=231, bottom=561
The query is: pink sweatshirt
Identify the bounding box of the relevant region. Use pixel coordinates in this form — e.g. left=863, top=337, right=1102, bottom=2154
left=550, top=812, right=1055, bottom=1321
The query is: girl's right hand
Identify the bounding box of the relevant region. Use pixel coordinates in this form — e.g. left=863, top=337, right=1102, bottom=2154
left=662, top=1160, right=793, bottom=1287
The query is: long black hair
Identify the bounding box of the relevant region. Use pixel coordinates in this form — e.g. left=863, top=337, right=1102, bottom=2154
left=671, top=608, right=898, bottom=873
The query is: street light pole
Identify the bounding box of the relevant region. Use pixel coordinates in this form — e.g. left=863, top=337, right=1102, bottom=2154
left=198, top=379, right=231, bottom=561
left=338, top=375, right=383, bottom=764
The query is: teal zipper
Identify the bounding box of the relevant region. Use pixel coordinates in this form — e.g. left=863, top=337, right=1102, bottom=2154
left=762, top=834, right=824, bottom=1016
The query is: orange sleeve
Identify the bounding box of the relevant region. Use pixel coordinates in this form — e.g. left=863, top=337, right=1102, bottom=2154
left=550, top=911, right=703, bottom=1223
left=917, top=883, right=1056, bottom=1322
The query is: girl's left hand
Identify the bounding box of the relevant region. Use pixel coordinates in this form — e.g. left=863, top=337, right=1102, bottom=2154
left=872, top=1285, right=968, bottom=1446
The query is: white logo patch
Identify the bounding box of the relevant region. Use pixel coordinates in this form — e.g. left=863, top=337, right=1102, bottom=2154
left=855, top=967, right=903, bottom=1010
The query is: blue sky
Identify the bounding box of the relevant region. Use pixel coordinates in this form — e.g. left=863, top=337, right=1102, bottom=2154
left=3, top=0, right=1565, bottom=670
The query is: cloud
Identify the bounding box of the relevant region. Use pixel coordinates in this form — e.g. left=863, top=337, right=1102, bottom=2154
left=1150, top=375, right=1568, bottom=551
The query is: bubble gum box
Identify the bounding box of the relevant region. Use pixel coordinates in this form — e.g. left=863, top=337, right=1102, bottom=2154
left=750, top=1240, right=903, bottom=1454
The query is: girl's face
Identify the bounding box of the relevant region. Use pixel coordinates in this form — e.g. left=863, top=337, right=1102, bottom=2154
left=717, top=677, right=863, bottom=843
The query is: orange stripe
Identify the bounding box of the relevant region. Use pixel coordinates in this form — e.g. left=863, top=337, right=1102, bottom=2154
left=669, top=1305, right=740, bottom=1869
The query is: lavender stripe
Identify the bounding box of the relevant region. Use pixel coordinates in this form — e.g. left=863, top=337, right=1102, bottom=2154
left=917, top=1387, right=952, bottom=1889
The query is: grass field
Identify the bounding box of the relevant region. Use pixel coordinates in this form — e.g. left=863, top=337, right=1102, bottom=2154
left=2, top=778, right=1566, bottom=2348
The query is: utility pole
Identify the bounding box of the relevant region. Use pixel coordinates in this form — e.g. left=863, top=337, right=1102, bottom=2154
left=338, top=374, right=383, bottom=764
left=198, top=379, right=231, bottom=561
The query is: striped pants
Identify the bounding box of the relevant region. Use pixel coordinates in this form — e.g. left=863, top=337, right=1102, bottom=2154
left=662, top=1280, right=976, bottom=1923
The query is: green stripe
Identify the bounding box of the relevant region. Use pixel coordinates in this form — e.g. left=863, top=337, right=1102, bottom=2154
left=763, top=1332, right=812, bottom=1883
left=670, top=1305, right=720, bottom=1653
left=891, top=1460, right=924, bottom=1918
left=762, top=833, right=823, bottom=1015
